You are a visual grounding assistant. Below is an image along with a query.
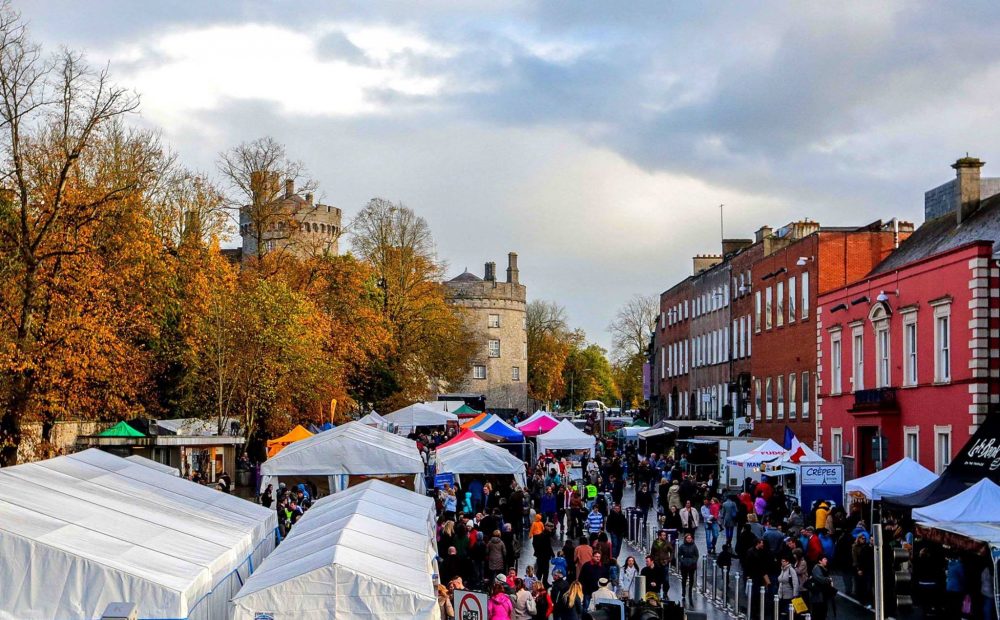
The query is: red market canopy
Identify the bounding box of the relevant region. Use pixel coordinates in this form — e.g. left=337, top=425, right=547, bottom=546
left=439, top=428, right=478, bottom=449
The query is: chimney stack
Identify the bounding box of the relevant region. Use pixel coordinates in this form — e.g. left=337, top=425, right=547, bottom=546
left=953, top=156, right=985, bottom=225
left=484, top=262, right=496, bottom=281
left=285, top=178, right=295, bottom=198
left=305, top=192, right=314, bottom=205
left=506, top=252, right=519, bottom=284
left=754, top=226, right=773, bottom=243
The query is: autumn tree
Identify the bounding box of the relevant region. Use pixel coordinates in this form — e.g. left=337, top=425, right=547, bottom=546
left=218, top=136, right=320, bottom=261
left=0, top=5, right=171, bottom=464
left=607, top=293, right=657, bottom=409
left=350, top=197, right=475, bottom=410
left=562, top=342, right=619, bottom=411
left=526, top=300, right=572, bottom=408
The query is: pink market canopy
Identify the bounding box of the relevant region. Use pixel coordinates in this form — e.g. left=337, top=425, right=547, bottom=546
left=515, top=411, right=559, bottom=437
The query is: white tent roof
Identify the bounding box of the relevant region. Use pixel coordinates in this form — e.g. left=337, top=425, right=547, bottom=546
left=357, top=411, right=387, bottom=427
left=384, top=403, right=458, bottom=430
left=515, top=410, right=559, bottom=429
left=774, top=443, right=826, bottom=464
left=420, top=400, right=459, bottom=412
left=0, top=448, right=276, bottom=620
left=231, top=480, right=439, bottom=620
left=261, top=422, right=423, bottom=478
left=913, top=479, right=1000, bottom=523
left=845, top=457, right=937, bottom=500
left=125, top=453, right=180, bottom=476
left=436, top=438, right=527, bottom=486
left=537, top=419, right=595, bottom=456
left=726, top=439, right=787, bottom=467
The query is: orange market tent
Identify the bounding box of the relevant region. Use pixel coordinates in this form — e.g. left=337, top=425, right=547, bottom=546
left=461, top=413, right=487, bottom=429
left=267, top=425, right=314, bottom=458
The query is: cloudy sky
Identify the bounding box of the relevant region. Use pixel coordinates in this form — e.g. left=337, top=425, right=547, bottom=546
left=21, top=1, right=1000, bottom=349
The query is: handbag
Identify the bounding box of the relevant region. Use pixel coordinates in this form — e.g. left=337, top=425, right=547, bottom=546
left=792, top=597, right=809, bottom=614
left=962, top=594, right=973, bottom=616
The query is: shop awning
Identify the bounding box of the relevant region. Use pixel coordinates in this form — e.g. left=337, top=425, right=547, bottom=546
left=97, top=421, right=144, bottom=437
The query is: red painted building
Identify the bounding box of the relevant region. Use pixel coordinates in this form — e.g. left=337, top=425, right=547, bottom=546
left=750, top=221, right=906, bottom=448
left=817, top=157, right=1000, bottom=478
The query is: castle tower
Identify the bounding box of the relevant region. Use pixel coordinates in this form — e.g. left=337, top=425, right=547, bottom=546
left=238, top=177, right=342, bottom=260
left=443, top=252, right=528, bottom=415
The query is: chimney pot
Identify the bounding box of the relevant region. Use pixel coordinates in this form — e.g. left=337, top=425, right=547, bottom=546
left=285, top=178, right=294, bottom=198
left=953, top=156, right=985, bottom=225
left=305, top=192, right=313, bottom=205
left=506, top=252, right=519, bottom=284
left=485, top=262, right=496, bottom=281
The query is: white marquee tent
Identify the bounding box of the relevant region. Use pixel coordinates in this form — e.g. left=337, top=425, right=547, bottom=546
left=436, top=437, right=528, bottom=487
left=357, top=410, right=388, bottom=429
left=0, top=448, right=276, bottom=620
left=726, top=439, right=787, bottom=468
left=125, top=453, right=180, bottom=476
left=536, top=419, right=595, bottom=456
left=260, top=422, right=425, bottom=494
left=231, top=480, right=439, bottom=620
left=846, top=457, right=938, bottom=500
left=384, top=402, right=458, bottom=431
left=772, top=443, right=826, bottom=464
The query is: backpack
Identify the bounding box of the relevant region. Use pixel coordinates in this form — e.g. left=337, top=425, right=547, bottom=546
left=525, top=592, right=537, bottom=615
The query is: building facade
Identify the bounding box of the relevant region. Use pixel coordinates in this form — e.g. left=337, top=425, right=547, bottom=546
left=239, top=177, right=342, bottom=259
left=750, top=220, right=908, bottom=448
left=443, top=253, right=528, bottom=416
left=818, top=157, right=1000, bottom=478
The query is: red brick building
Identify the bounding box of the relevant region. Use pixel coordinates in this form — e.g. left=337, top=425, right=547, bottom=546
left=750, top=221, right=908, bottom=447
left=817, top=157, right=1000, bottom=478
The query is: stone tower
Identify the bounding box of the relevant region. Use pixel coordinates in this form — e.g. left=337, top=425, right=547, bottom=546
left=239, top=175, right=342, bottom=260
left=443, top=252, right=528, bottom=415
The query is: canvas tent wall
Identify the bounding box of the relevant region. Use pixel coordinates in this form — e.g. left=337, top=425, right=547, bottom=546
left=0, top=449, right=276, bottom=620
left=231, top=480, right=439, bottom=620
left=436, top=437, right=528, bottom=487
left=845, top=457, right=937, bottom=501
left=125, top=453, right=180, bottom=476
left=536, top=419, right=595, bottom=456
left=259, top=422, right=425, bottom=494
left=357, top=411, right=388, bottom=429
left=384, top=403, right=458, bottom=432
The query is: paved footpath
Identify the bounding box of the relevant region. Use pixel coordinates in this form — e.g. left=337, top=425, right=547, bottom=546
left=516, top=484, right=879, bottom=620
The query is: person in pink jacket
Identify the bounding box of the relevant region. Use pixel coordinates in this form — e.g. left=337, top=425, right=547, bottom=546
left=488, top=581, right=514, bottom=619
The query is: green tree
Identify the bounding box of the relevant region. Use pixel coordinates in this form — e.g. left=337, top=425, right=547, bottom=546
left=562, top=342, right=619, bottom=411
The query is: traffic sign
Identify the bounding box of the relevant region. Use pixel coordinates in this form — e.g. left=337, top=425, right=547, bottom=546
left=454, top=589, right=488, bottom=620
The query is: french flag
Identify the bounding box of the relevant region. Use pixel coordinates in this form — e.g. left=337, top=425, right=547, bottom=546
left=783, top=426, right=807, bottom=463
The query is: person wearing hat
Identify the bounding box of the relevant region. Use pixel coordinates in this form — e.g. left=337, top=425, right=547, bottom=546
left=589, top=577, right=617, bottom=611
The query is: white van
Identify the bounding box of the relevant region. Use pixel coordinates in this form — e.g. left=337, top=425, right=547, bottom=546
left=581, top=400, right=610, bottom=414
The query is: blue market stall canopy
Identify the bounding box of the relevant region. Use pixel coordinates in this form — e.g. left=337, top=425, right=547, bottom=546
left=845, top=457, right=937, bottom=501
left=471, top=414, right=524, bottom=442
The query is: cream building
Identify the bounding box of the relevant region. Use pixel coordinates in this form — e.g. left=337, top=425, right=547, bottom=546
left=443, top=253, right=528, bottom=416
left=238, top=176, right=342, bottom=260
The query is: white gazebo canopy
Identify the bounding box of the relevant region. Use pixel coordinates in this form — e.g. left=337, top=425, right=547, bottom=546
left=0, top=449, right=276, bottom=620
left=726, top=439, right=787, bottom=468
left=536, top=419, right=595, bottom=456
left=384, top=402, right=458, bottom=431
left=913, top=479, right=1000, bottom=523
left=231, top=480, right=438, bottom=620
left=125, top=453, right=180, bottom=476
left=357, top=411, right=388, bottom=429
left=436, top=437, right=527, bottom=487
left=845, top=457, right=937, bottom=500
left=260, top=422, right=425, bottom=493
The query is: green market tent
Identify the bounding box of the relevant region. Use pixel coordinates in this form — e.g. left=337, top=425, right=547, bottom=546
left=629, top=419, right=650, bottom=427
left=453, top=404, right=480, bottom=414
left=97, top=421, right=144, bottom=437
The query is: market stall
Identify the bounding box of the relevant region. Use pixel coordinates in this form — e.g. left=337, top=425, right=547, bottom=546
left=231, top=480, right=439, bottom=620
left=259, top=422, right=426, bottom=494
left=436, top=437, right=528, bottom=487
left=357, top=411, right=388, bottom=429
left=384, top=402, right=458, bottom=432
left=0, top=449, right=277, bottom=620
left=470, top=413, right=524, bottom=442
left=845, top=457, right=937, bottom=501
left=515, top=410, right=560, bottom=437
left=537, top=419, right=595, bottom=457
left=266, top=424, right=314, bottom=458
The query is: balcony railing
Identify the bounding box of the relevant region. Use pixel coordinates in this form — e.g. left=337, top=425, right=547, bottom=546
left=850, top=387, right=899, bottom=414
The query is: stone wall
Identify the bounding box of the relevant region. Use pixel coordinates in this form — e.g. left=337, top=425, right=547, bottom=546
left=16, top=420, right=104, bottom=463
